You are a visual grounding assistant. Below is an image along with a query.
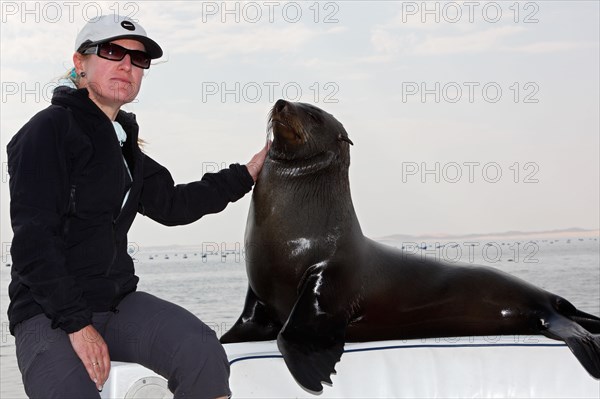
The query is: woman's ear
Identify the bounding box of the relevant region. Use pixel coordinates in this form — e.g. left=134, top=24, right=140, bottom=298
left=72, top=52, right=85, bottom=75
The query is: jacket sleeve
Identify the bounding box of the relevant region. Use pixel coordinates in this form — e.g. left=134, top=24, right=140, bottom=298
left=139, top=154, right=255, bottom=226
left=7, top=110, right=92, bottom=333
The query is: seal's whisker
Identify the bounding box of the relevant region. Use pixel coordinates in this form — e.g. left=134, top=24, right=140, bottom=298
left=338, top=134, right=354, bottom=146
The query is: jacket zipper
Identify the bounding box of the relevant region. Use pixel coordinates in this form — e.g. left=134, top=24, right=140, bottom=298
left=107, top=219, right=123, bottom=313
left=106, top=147, right=129, bottom=277
left=63, top=184, right=77, bottom=236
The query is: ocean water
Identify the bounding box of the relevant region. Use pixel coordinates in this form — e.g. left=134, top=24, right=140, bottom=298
left=1, top=236, right=599, bottom=398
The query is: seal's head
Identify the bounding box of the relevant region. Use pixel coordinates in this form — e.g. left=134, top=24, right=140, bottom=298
left=267, top=99, right=353, bottom=176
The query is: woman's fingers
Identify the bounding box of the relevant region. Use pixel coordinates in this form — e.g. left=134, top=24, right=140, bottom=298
left=247, top=140, right=272, bottom=182
left=69, top=325, right=111, bottom=391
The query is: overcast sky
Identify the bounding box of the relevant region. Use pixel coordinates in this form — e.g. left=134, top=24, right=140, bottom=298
left=1, top=1, right=599, bottom=251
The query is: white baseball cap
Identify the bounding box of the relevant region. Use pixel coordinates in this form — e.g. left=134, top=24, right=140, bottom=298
left=75, top=15, right=163, bottom=59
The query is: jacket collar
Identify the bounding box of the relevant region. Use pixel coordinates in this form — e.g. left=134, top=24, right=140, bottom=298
left=52, top=85, right=139, bottom=143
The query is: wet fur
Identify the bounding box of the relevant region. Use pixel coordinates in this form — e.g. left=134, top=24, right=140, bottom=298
left=221, top=100, right=600, bottom=392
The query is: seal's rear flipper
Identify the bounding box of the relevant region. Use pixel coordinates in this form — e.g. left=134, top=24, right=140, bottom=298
left=543, top=315, right=600, bottom=379
left=572, top=309, right=600, bottom=333
left=220, top=286, right=281, bottom=343
left=277, top=263, right=349, bottom=392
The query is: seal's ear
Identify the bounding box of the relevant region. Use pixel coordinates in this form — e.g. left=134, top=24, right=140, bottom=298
left=338, top=134, right=354, bottom=145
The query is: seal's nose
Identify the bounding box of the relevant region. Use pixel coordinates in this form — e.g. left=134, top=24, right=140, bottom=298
left=274, top=99, right=289, bottom=114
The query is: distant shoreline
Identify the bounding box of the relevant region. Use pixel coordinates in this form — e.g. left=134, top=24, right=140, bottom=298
left=378, top=228, right=600, bottom=242
left=132, top=228, right=600, bottom=253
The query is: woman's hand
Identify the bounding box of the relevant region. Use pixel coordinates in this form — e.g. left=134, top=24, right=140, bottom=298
left=246, top=141, right=271, bottom=182
left=69, top=325, right=111, bottom=391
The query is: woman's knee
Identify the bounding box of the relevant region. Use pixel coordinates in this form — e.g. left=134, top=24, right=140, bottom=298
left=173, top=328, right=227, bottom=371
left=167, top=331, right=230, bottom=398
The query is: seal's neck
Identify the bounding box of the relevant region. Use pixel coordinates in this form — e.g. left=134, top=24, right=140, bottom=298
left=255, top=159, right=361, bottom=235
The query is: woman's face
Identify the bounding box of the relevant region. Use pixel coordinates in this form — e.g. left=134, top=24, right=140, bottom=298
left=74, top=39, right=146, bottom=111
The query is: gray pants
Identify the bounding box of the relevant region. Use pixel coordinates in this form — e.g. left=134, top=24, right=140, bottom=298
left=14, top=291, right=230, bottom=399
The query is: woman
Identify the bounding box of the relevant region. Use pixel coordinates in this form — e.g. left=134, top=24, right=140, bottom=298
left=7, top=15, right=268, bottom=399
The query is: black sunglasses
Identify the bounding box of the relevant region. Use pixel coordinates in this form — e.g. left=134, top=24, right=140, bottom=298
left=80, top=42, right=151, bottom=69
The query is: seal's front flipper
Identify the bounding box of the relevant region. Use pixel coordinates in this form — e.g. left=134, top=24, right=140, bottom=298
left=220, top=286, right=281, bottom=343
left=277, top=263, right=352, bottom=392
left=543, top=315, right=600, bottom=379
left=277, top=328, right=343, bottom=392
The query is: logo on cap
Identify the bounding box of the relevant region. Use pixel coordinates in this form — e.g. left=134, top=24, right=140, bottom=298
left=121, top=21, right=136, bottom=31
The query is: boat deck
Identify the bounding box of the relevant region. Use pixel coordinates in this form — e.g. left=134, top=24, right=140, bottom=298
left=101, top=336, right=600, bottom=398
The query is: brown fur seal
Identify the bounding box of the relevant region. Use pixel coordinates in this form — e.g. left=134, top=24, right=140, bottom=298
left=220, top=99, right=600, bottom=392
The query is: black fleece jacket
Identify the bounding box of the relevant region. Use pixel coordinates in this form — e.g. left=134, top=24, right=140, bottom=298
left=7, top=86, right=254, bottom=334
